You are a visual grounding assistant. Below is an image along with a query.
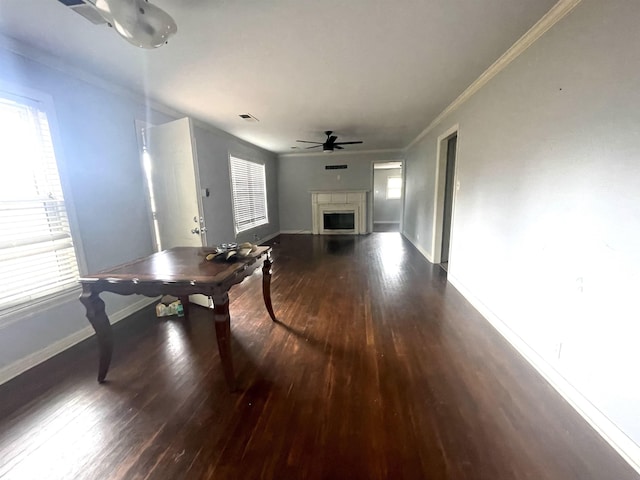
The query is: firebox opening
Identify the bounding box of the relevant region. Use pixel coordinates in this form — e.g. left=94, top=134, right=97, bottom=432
left=323, top=212, right=355, bottom=230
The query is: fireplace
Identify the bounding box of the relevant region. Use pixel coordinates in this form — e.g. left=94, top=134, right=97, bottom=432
left=323, top=211, right=355, bottom=231
left=311, top=190, right=368, bottom=234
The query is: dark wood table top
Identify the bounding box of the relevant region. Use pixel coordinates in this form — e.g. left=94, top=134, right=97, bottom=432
left=78, top=245, right=277, bottom=389
left=79, top=246, right=271, bottom=288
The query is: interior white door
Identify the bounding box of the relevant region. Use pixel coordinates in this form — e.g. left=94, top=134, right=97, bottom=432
left=145, top=117, right=211, bottom=307
left=145, top=117, right=204, bottom=248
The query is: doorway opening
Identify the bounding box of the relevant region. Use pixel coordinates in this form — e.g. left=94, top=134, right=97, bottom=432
left=432, top=125, right=459, bottom=271
left=372, top=161, right=403, bottom=233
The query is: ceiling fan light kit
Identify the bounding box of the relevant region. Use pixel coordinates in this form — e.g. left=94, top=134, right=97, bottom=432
left=296, top=131, right=363, bottom=153
left=85, top=0, right=177, bottom=48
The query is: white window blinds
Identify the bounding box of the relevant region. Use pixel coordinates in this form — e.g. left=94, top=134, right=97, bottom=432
left=229, top=156, right=268, bottom=233
left=0, top=93, right=80, bottom=312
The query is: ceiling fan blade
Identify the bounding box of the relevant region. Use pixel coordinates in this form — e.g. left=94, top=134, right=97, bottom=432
left=328, top=135, right=338, bottom=144
left=334, top=145, right=344, bottom=150
left=334, top=141, right=363, bottom=145
left=297, top=140, right=323, bottom=144
left=305, top=145, right=322, bottom=149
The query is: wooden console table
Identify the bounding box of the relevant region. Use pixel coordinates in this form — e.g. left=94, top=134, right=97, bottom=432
left=79, top=246, right=277, bottom=390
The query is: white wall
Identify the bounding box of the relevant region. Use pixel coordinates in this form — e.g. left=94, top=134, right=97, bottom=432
left=278, top=151, right=403, bottom=232
left=0, top=45, right=278, bottom=382
left=403, top=0, right=640, bottom=454
left=193, top=124, right=279, bottom=246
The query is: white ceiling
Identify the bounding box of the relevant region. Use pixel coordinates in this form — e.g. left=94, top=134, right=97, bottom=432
left=0, top=0, right=557, bottom=154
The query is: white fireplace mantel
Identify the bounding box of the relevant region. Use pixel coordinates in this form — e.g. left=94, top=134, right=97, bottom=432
left=311, top=190, right=368, bottom=235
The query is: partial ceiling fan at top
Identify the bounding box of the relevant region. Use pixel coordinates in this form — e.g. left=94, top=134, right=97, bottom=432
left=58, top=0, right=177, bottom=49
left=296, top=131, right=363, bottom=153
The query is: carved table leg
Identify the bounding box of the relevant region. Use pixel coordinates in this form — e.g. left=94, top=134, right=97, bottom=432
left=212, top=292, right=236, bottom=391
left=79, top=288, right=113, bottom=383
left=262, top=254, right=278, bottom=322
left=178, top=296, right=190, bottom=320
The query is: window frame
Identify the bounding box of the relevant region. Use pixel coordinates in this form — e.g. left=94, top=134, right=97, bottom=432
left=228, top=155, right=269, bottom=235
left=386, top=175, right=403, bottom=200
left=0, top=81, right=86, bottom=324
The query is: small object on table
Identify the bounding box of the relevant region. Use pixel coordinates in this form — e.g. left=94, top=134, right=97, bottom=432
left=160, top=294, right=178, bottom=305
left=205, top=243, right=258, bottom=262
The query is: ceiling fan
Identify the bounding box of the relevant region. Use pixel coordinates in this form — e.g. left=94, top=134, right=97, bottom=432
left=57, top=0, right=177, bottom=49
left=297, top=131, right=363, bottom=153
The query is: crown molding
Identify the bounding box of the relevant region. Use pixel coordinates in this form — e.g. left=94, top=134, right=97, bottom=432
left=0, top=33, right=174, bottom=116
left=279, top=148, right=404, bottom=159
left=0, top=34, right=276, bottom=158
left=404, top=0, right=583, bottom=152
left=1, top=0, right=583, bottom=160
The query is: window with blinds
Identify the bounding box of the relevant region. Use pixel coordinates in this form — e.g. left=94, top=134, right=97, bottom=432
left=0, top=92, right=80, bottom=312
left=229, top=156, right=268, bottom=233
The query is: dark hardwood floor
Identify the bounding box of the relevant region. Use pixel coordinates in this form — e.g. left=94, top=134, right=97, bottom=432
left=0, top=233, right=637, bottom=479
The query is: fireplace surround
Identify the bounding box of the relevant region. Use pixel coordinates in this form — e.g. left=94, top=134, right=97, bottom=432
left=311, top=190, right=368, bottom=234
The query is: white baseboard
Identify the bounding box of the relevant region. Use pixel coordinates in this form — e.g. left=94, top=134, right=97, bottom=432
left=0, top=296, right=157, bottom=386
left=447, top=273, right=640, bottom=476
left=258, top=231, right=281, bottom=243
left=401, top=232, right=435, bottom=263
left=279, top=230, right=313, bottom=234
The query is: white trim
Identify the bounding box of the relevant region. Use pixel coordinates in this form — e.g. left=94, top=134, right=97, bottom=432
left=0, top=296, right=157, bottom=386
left=400, top=159, right=407, bottom=234
left=279, top=148, right=403, bottom=158
left=134, top=119, right=161, bottom=253
left=256, top=230, right=281, bottom=243
left=0, top=326, right=95, bottom=386
left=0, top=2, right=582, bottom=160
left=188, top=118, right=208, bottom=245
left=432, top=124, right=459, bottom=264
left=0, top=35, right=275, bottom=159
left=447, top=273, right=640, bottom=477
left=402, top=232, right=434, bottom=264
left=373, top=161, right=403, bottom=170
left=279, top=230, right=313, bottom=234
left=373, top=221, right=400, bottom=225
left=370, top=157, right=406, bottom=234
left=405, top=0, right=583, bottom=152
left=0, top=81, right=88, bottom=316
left=0, top=34, right=170, bottom=120
left=228, top=154, right=269, bottom=235
left=311, top=191, right=368, bottom=235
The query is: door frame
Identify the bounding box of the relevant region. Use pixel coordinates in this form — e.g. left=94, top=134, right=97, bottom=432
left=136, top=118, right=212, bottom=308
left=370, top=159, right=405, bottom=233
left=134, top=119, right=161, bottom=252
left=432, top=124, right=459, bottom=264
left=135, top=118, right=207, bottom=251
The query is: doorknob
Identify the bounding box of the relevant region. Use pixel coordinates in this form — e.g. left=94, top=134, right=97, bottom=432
left=191, top=228, right=200, bottom=234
